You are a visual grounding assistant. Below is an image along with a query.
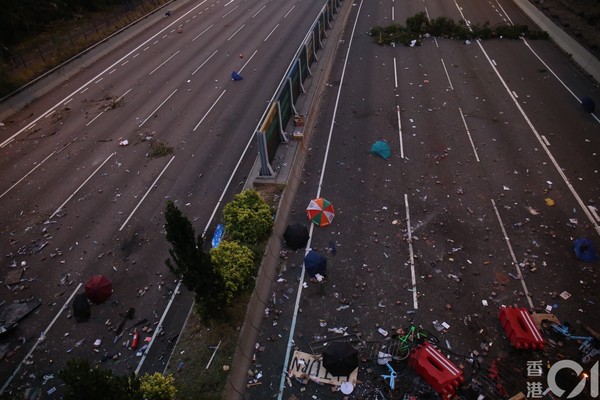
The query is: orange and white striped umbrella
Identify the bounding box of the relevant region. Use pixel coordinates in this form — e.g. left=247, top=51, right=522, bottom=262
left=306, top=198, right=335, bottom=227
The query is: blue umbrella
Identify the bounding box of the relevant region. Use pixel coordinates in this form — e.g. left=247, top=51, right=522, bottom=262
left=304, top=250, right=327, bottom=277
left=370, top=140, right=391, bottom=159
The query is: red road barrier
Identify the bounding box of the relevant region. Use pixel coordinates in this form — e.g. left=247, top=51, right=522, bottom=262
left=409, top=342, right=464, bottom=399
left=498, top=306, right=545, bottom=350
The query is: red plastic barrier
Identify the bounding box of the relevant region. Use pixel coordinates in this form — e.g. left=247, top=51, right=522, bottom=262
left=498, top=306, right=545, bottom=350
left=409, top=342, right=464, bottom=399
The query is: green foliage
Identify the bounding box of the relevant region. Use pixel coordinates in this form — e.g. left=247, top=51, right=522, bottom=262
left=148, top=140, right=174, bottom=158
left=0, top=0, right=132, bottom=45
left=164, top=200, right=225, bottom=321
left=405, top=12, right=428, bottom=33
left=139, top=373, right=176, bottom=400
left=210, top=240, right=256, bottom=304
left=222, top=189, right=273, bottom=245
left=58, top=358, right=142, bottom=400
left=370, top=13, right=548, bottom=46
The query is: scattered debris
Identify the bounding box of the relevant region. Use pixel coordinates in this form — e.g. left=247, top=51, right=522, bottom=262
left=559, top=291, right=571, bottom=300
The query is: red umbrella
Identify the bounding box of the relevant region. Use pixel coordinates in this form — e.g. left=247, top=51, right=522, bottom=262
left=84, top=275, right=113, bottom=304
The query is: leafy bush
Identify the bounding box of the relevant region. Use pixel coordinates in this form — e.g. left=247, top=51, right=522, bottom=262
left=140, top=373, right=176, bottom=400
left=210, top=241, right=256, bottom=304
left=59, top=358, right=142, bottom=400
left=222, top=189, right=273, bottom=245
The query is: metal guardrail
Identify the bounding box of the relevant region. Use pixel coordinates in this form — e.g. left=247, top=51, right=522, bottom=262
left=255, top=0, right=342, bottom=176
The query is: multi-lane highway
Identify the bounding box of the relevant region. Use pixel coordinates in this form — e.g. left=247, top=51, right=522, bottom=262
left=249, top=0, right=600, bottom=399
left=0, top=0, right=339, bottom=396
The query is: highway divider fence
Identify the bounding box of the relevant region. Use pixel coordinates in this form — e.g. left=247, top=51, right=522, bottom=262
left=255, top=0, right=342, bottom=176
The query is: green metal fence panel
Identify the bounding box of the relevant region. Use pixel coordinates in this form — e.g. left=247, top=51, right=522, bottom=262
left=265, top=120, right=281, bottom=161
left=277, top=88, right=292, bottom=127
left=290, top=63, right=302, bottom=102
left=300, top=47, right=309, bottom=80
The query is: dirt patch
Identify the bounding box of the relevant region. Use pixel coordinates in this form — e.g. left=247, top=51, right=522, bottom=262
left=254, top=182, right=286, bottom=210
left=166, top=297, right=249, bottom=400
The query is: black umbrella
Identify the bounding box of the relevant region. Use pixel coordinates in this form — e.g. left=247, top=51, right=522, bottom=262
left=322, top=341, right=358, bottom=376
left=72, top=293, right=91, bottom=322
left=284, top=223, right=310, bottom=250
left=304, top=250, right=326, bottom=277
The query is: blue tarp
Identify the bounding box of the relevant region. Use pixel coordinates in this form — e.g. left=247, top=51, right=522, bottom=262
left=212, top=223, right=224, bottom=248
left=231, top=71, right=243, bottom=81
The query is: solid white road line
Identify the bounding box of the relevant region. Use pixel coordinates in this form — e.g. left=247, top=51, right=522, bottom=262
left=588, top=205, right=600, bottom=223
left=138, top=89, right=178, bottom=128
left=227, top=24, right=245, bottom=41
left=192, top=24, right=214, bottom=42
left=283, top=5, right=295, bottom=19
left=119, top=155, right=175, bottom=231
left=491, top=199, right=534, bottom=308
left=404, top=194, right=419, bottom=309
left=48, top=152, right=116, bottom=221
left=136, top=279, right=182, bottom=374
left=193, top=90, right=227, bottom=131
left=458, top=107, right=480, bottom=162
left=253, top=5, right=267, bottom=18
left=393, top=57, right=398, bottom=88
left=0, top=152, right=55, bottom=199
left=86, top=88, right=132, bottom=127
left=277, top=1, right=365, bottom=398
left=540, top=135, right=550, bottom=146
left=192, top=50, right=219, bottom=75
left=264, top=24, right=280, bottom=42
left=441, top=58, right=454, bottom=91
left=1, top=138, right=76, bottom=199
left=149, top=50, right=180, bottom=76
left=396, top=106, right=404, bottom=158
left=0, top=283, right=83, bottom=395
left=239, top=50, right=257, bottom=73
left=222, top=5, right=239, bottom=18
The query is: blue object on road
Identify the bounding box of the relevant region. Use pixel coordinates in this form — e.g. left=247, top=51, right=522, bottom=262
left=370, top=140, right=391, bottom=159
left=304, top=250, right=327, bottom=277
left=231, top=71, right=243, bottom=81
left=212, top=223, right=224, bottom=248
left=573, top=237, right=598, bottom=262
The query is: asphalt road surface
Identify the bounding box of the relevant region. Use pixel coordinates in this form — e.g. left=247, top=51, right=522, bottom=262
left=0, top=0, right=336, bottom=397
left=248, top=0, right=600, bottom=399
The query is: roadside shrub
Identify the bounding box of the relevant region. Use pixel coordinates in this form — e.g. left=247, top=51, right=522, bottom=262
left=222, top=189, right=273, bottom=245
left=210, top=241, right=256, bottom=304
left=139, top=372, right=176, bottom=400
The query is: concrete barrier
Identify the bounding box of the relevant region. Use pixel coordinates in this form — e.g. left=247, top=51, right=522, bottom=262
left=513, top=0, right=600, bottom=84
left=222, top=0, right=354, bottom=398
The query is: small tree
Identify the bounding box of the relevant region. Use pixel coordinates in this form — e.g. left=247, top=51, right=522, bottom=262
left=59, top=358, right=142, bottom=400
left=222, top=190, right=273, bottom=245
left=210, top=240, right=256, bottom=304
left=164, top=200, right=225, bottom=320
left=139, top=372, right=176, bottom=400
